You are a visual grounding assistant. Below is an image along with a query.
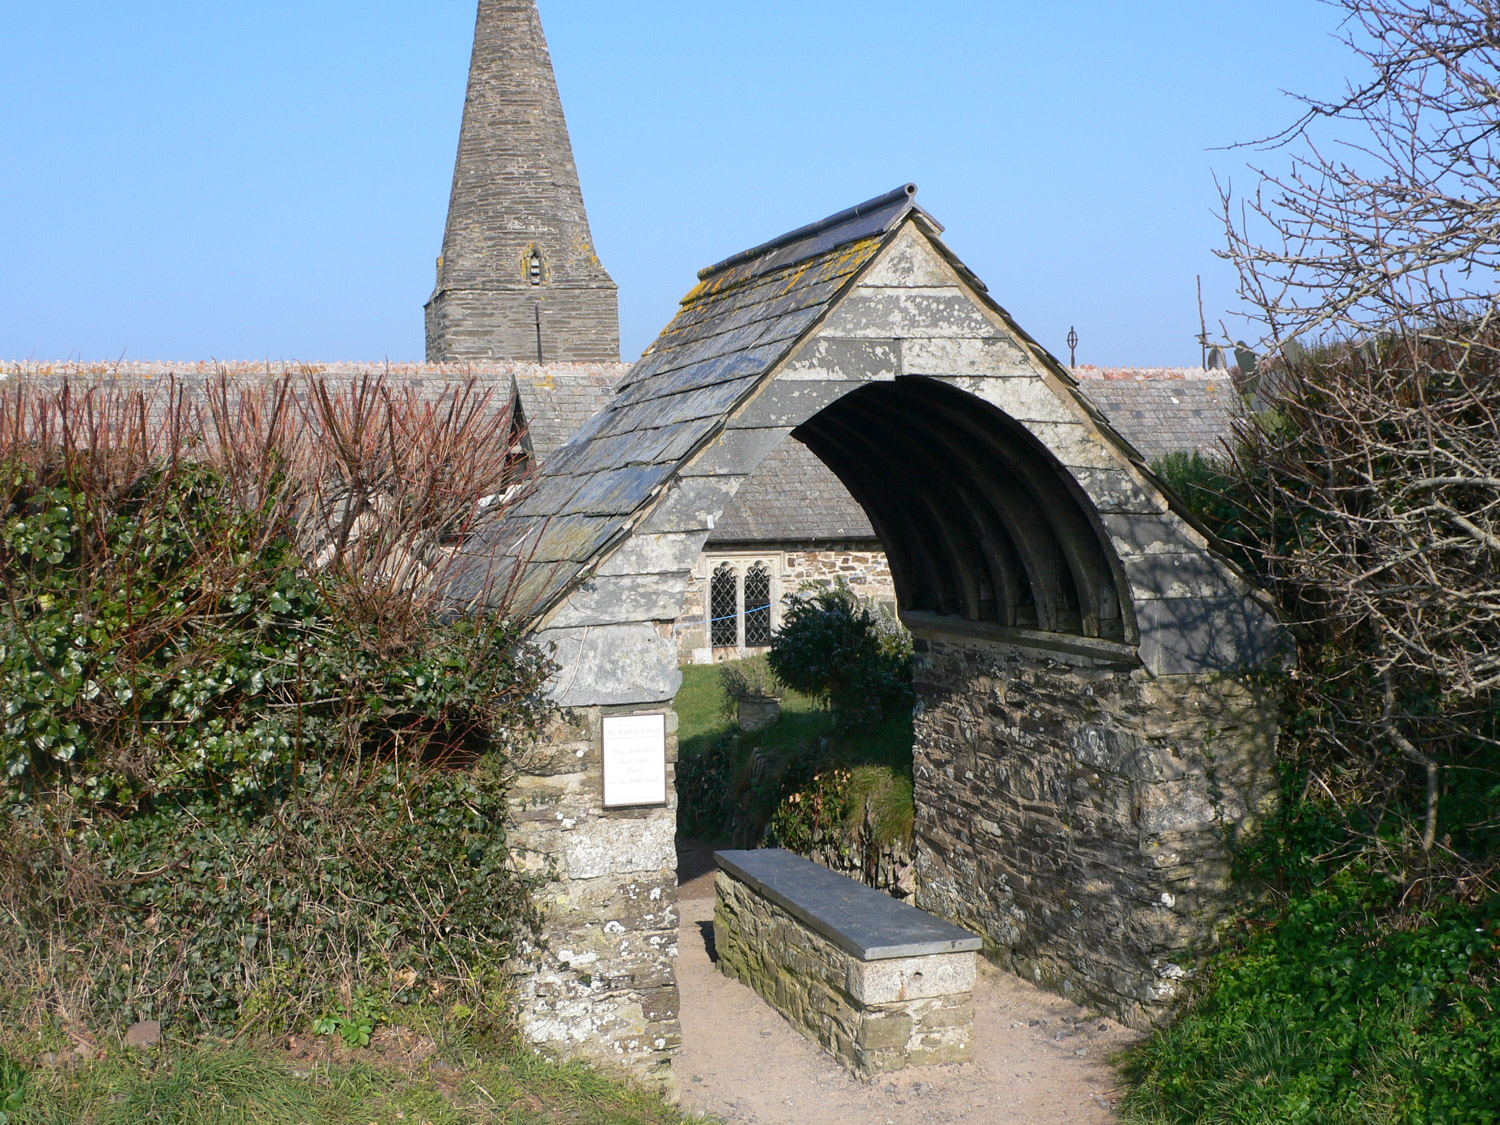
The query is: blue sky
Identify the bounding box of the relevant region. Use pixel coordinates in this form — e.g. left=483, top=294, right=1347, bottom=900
left=0, top=2, right=1353, bottom=366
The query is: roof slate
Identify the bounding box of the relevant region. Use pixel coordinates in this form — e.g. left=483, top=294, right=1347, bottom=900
left=1075, top=370, right=1245, bottom=463
left=709, top=439, right=877, bottom=545
left=512, top=366, right=629, bottom=458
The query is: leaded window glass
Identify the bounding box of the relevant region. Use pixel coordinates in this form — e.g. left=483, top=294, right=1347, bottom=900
left=744, top=563, right=773, bottom=646
left=710, top=563, right=739, bottom=647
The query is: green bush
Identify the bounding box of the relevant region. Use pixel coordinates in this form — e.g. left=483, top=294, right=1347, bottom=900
left=767, top=581, right=912, bottom=732
left=1118, top=442, right=1500, bottom=1123
left=1120, top=874, right=1499, bottom=1125
left=3, top=761, right=539, bottom=1037
left=0, top=460, right=548, bottom=811
left=0, top=380, right=552, bottom=1043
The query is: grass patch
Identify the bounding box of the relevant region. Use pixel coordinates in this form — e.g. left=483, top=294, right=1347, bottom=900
left=8, top=1040, right=706, bottom=1125
left=675, top=658, right=828, bottom=756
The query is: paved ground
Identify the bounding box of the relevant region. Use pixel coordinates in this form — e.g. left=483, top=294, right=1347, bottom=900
left=674, top=842, right=1137, bottom=1125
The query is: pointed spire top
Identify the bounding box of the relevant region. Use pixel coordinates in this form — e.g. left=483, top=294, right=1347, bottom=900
left=426, top=0, right=620, bottom=363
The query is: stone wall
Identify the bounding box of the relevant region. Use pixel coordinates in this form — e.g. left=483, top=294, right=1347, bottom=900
left=714, top=869, right=975, bottom=1077
left=909, top=628, right=1279, bottom=1027
left=783, top=547, right=894, bottom=603
left=505, top=705, right=681, bottom=1082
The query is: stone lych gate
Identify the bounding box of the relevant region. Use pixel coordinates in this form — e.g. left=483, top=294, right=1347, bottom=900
left=449, top=185, right=1285, bottom=1082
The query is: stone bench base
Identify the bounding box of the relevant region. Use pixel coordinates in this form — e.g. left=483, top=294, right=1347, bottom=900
left=713, top=849, right=980, bottom=1078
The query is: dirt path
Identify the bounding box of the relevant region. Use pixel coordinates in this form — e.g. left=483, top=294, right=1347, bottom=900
left=674, top=844, right=1136, bottom=1124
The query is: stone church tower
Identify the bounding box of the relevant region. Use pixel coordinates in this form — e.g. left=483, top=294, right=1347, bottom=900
left=426, top=0, right=620, bottom=363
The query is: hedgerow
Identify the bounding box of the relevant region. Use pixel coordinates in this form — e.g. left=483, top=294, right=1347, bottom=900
left=1122, top=416, right=1500, bottom=1122
left=0, top=376, right=552, bottom=1044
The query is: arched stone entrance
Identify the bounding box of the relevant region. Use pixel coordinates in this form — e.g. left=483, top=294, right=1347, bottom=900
left=449, top=185, right=1285, bottom=1079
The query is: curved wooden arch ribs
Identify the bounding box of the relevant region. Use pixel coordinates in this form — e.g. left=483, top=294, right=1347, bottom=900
left=900, top=379, right=1126, bottom=638
left=808, top=393, right=1028, bottom=625
left=793, top=377, right=1126, bottom=641
left=792, top=426, right=930, bottom=609
left=801, top=393, right=1035, bottom=625
left=850, top=383, right=1075, bottom=628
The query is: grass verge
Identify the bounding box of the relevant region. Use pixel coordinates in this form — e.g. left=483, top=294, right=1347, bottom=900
left=5, top=1039, right=707, bottom=1125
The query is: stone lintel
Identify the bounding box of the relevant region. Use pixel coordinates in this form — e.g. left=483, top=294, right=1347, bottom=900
left=714, top=849, right=981, bottom=960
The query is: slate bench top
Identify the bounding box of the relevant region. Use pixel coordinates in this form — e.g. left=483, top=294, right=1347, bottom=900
left=714, top=848, right=982, bottom=961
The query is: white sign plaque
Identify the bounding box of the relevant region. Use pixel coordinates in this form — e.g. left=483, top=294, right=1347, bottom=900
left=602, top=713, right=668, bottom=808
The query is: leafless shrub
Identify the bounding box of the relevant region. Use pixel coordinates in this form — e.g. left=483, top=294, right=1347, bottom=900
left=1218, top=0, right=1500, bottom=884
left=0, top=371, right=529, bottom=625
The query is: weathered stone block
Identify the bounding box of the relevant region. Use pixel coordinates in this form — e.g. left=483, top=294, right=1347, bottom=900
left=545, top=573, right=690, bottom=629
left=533, top=624, right=679, bottom=707
left=782, top=336, right=902, bottom=381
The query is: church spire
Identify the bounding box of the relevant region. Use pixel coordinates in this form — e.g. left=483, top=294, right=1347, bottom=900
left=426, top=0, right=620, bottom=363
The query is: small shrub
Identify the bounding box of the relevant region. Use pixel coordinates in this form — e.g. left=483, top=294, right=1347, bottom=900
left=770, top=765, right=913, bottom=854
left=718, top=654, right=778, bottom=721
left=675, top=734, right=735, bottom=839
left=767, top=581, right=912, bottom=732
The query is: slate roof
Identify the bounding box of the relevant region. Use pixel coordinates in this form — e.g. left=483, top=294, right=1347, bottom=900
left=448, top=185, right=926, bottom=615
left=0, top=361, right=629, bottom=461
left=512, top=366, right=629, bottom=458
left=709, top=439, right=877, bottom=545
left=1074, top=369, right=1245, bottom=463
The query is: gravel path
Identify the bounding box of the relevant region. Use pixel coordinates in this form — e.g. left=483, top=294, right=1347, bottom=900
left=674, top=844, right=1136, bottom=1124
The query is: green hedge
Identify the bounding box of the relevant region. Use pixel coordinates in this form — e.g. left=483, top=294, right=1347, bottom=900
left=1121, top=872, right=1499, bottom=1124
left=0, top=449, right=551, bottom=1042
left=3, top=764, right=537, bottom=1037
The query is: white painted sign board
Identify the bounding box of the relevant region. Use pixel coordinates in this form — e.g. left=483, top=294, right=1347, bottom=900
left=602, top=713, right=668, bottom=808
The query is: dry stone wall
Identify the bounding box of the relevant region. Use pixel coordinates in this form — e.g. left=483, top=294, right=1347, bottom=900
left=910, top=629, right=1279, bottom=1027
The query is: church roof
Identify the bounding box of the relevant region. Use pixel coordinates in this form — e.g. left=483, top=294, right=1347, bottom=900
left=1074, top=369, right=1244, bottom=463
left=708, top=440, right=876, bottom=545
left=0, top=360, right=630, bottom=459
left=512, top=365, right=630, bottom=459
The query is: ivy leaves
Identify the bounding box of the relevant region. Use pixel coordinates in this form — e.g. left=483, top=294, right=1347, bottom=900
left=0, top=462, right=551, bottom=811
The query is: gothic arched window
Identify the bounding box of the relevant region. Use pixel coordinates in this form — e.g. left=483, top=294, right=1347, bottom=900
left=710, top=563, right=739, bottom=647
left=528, top=248, right=544, bottom=286
left=744, top=563, right=773, bottom=647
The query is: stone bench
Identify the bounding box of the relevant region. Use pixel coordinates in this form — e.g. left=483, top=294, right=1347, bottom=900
left=713, top=848, right=982, bottom=1078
